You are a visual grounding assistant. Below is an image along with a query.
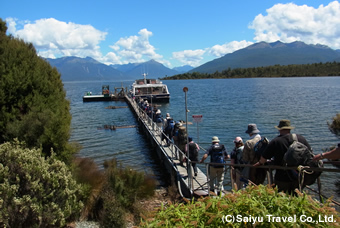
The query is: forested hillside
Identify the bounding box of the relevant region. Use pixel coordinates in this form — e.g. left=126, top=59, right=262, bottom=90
left=163, top=62, right=340, bottom=80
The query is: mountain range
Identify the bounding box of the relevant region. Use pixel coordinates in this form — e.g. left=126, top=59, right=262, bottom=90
left=191, top=41, right=340, bottom=73
left=45, top=41, right=340, bottom=81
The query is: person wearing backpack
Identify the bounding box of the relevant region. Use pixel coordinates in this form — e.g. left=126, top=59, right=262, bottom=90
left=200, top=136, right=228, bottom=193
left=230, top=137, right=245, bottom=190
left=256, top=119, right=312, bottom=194
left=185, top=136, right=200, bottom=176
left=242, top=124, right=266, bottom=185
left=162, top=118, right=174, bottom=146
left=177, top=125, right=188, bottom=165
left=154, top=109, right=163, bottom=134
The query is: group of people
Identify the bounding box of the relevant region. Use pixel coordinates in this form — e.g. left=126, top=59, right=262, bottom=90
left=136, top=98, right=339, bottom=195
left=200, top=120, right=313, bottom=194
left=199, top=119, right=339, bottom=195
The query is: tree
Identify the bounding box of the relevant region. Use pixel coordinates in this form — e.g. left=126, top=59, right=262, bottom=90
left=0, top=18, right=76, bottom=162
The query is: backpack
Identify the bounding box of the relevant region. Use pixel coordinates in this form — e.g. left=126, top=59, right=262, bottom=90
left=283, top=134, right=323, bottom=186
left=253, top=137, right=270, bottom=160
left=156, top=114, right=163, bottom=123
left=188, top=142, right=199, bottom=161
left=178, top=126, right=187, bottom=144
left=211, top=144, right=226, bottom=168
left=234, top=147, right=244, bottom=165
left=165, top=119, right=174, bottom=134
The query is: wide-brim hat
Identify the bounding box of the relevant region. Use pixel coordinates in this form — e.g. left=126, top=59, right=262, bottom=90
left=275, top=119, right=295, bottom=130
left=245, top=124, right=260, bottom=134
left=233, top=137, right=243, bottom=143
left=212, top=136, right=220, bottom=143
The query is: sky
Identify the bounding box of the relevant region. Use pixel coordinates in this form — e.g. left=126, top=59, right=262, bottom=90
left=2, top=0, right=340, bottom=68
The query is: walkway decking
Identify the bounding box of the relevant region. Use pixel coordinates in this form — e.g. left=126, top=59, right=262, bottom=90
left=125, top=95, right=212, bottom=198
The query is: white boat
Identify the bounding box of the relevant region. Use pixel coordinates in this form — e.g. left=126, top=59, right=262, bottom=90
left=130, top=73, right=170, bottom=102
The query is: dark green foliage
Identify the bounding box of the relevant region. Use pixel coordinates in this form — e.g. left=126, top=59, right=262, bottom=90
left=103, top=158, right=155, bottom=209
left=327, top=113, right=340, bottom=196
left=164, top=61, right=340, bottom=80
left=328, top=113, right=340, bottom=139
left=72, top=157, right=105, bottom=220
left=92, top=158, right=156, bottom=227
left=0, top=18, right=75, bottom=163
left=98, top=189, right=126, bottom=228
left=0, top=140, right=85, bottom=227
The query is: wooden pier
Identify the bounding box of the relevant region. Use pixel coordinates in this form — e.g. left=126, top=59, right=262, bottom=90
left=125, top=95, right=212, bottom=198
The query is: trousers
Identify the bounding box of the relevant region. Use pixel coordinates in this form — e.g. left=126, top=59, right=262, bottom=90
left=209, top=166, right=225, bottom=191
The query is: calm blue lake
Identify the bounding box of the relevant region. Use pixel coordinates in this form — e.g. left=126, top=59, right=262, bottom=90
left=64, top=77, right=340, bottom=199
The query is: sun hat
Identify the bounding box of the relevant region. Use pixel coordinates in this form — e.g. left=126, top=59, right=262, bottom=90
left=275, top=119, right=295, bottom=130
left=156, top=110, right=161, bottom=114
left=233, top=137, right=243, bottom=143
left=245, top=124, right=260, bottom=134
left=212, top=136, right=220, bottom=143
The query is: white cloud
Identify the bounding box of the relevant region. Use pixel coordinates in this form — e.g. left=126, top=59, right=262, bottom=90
left=250, top=1, right=340, bottom=49
left=6, top=17, right=107, bottom=59
left=108, top=28, right=165, bottom=65
left=172, top=49, right=206, bottom=67
left=172, top=40, right=253, bottom=67
left=208, top=40, right=254, bottom=57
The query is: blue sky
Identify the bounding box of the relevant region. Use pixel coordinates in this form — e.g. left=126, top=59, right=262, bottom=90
left=2, top=0, right=339, bottom=68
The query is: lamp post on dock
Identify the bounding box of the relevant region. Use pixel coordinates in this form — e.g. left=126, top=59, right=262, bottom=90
left=183, top=87, right=192, bottom=193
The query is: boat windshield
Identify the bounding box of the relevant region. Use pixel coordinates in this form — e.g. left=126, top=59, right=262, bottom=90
left=135, top=86, right=168, bottom=95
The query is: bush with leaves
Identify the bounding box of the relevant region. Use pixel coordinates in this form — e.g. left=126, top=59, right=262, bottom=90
left=92, top=158, right=156, bottom=227
left=140, top=185, right=339, bottom=227
left=328, top=113, right=340, bottom=139
left=328, top=113, right=340, bottom=196
left=0, top=18, right=76, bottom=163
left=0, top=140, right=85, bottom=227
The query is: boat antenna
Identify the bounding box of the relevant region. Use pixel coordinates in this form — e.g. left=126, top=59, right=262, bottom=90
left=143, top=73, right=148, bottom=84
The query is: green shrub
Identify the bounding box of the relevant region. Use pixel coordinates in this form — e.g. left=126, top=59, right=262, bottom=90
left=328, top=113, right=340, bottom=139
left=140, top=185, right=340, bottom=227
left=72, top=157, right=105, bottom=220
left=92, top=158, right=156, bottom=227
left=98, top=188, right=126, bottom=228
left=0, top=140, right=85, bottom=227
left=103, top=158, right=156, bottom=209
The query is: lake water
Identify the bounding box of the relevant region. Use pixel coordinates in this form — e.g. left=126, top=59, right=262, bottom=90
left=64, top=77, right=340, bottom=199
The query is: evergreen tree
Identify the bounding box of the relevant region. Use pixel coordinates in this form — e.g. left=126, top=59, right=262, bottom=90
left=0, top=18, right=76, bottom=162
